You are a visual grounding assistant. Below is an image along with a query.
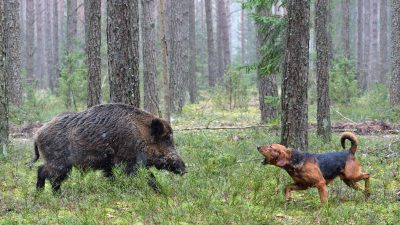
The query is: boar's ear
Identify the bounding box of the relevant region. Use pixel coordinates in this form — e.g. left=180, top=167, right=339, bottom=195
left=151, top=118, right=165, bottom=137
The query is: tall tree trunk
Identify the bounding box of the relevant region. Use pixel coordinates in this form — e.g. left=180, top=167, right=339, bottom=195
left=379, top=0, right=388, bottom=84
left=216, top=0, right=225, bottom=81
left=370, top=0, right=379, bottom=87
left=188, top=0, right=197, bottom=103
left=159, top=0, right=170, bottom=122
left=281, top=0, right=310, bottom=151
left=169, top=0, right=189, bottom=113
left=0, top=0, right=9, bottom=156
left=356, top=0, right=363, bottom=89
left=26, top=0, right=35, bottom=83
left=240, top=1, right=245, bottom=64
left=67, top=0, right=77, bottom=55
left=53, top=0, right=60, bottom=85
left=86, top=0, right=102, bottom=108
left=45, top=0, right=53, bottom=90
left=362, top=0, right=371, bottom=92
left=390, top=0, right=400, bottom=106
left=205, top=0, right=216, bottom=87
left=341, top=0, right=350, bottom=77
left=316, top=0, right=331, bottom=142
left=107, top=0, right=140, bottom=106
left=4, top=0, right=22, bottom=106
left=141, top=0, right=160, bottom=115
left=256, top=7, right=277, bottom=124
left=223, top=0, right=231, bottom=70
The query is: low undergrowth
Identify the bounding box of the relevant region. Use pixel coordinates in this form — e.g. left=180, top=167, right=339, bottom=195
left=1, top=127, right=399, bottom=224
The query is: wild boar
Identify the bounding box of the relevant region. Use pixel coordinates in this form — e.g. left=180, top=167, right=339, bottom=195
left=32, top=103, right=186, bottom=193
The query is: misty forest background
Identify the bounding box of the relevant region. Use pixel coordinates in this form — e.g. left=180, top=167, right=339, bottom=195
left=1, top=0, right=400, bottom=224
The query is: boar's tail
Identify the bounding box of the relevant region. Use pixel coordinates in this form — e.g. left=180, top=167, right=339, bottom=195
left=32, top=141, right=40, bottom=163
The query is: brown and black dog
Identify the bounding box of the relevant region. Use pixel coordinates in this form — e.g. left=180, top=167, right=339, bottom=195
left=257, top=132, right=370, bottom=204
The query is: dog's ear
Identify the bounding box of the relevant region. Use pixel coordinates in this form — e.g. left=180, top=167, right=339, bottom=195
left=275, top=147, right=290, bottom=167
left=276, top=157, right=289, bottom=167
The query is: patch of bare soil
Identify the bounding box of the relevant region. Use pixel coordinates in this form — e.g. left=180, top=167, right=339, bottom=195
left=310, top=120, right=399, bottom=135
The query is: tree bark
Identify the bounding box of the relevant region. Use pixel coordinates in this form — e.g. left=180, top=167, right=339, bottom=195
left=26, top=0, right=35, bottom=83
left=216, top=0, right=225, bottom=81
left=188, top=0, right=197, bottom=103
left=67, top=0, right=77, bottom=55
left=205, top=0, right=216, bottom=87
left=107, top=0, right=140, bottom=106
left=4, top=0, right=22, bottom=106
left=379, top=0, right=388, bottom=84
left=45, top=0, right=53, bottom=90
left=362, top=0, right=371, bottom=92
left=370, top=0, right=379, bottom=87
left=53, top=0, right=60, bottom=85
left=356, top=0, right=363, bottom=89
left=316, top=0, right=331, bottom=142
left=86, top=0, right=102, bottom=108
left=256, top=6, right=277, bottom=124
left=390, top=0, right=400, bottom=106
left=223, top=0, right=231, bottom=70
left=168, top=0, right=189, bottom=113
left=141, top=0, right=160, bottom=115
left=281, top=0, right=310, bottom=151
left=159, top=0, right=170, bottom=122
left=341, top=0, right=350, bottom=62
left=0, top=0, right=9, bottom=156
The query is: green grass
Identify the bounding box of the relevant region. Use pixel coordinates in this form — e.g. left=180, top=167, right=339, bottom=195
left=1, top=102, right=400, bottom=224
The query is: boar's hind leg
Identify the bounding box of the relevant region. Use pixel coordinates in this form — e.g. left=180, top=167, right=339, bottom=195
left=36, top=165, right=47, bottom=191
left=49, top=166, right=72, bottom=193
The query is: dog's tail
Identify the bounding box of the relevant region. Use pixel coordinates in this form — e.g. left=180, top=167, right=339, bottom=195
left=340, top=132, right=358, bottom=154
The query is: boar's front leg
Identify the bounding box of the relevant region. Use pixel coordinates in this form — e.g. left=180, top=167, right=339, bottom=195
left=124, top=158, right=160, bottom=193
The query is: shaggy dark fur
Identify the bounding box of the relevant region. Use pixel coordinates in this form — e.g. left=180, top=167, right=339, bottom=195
left=32, top=103, right=186, bottom=193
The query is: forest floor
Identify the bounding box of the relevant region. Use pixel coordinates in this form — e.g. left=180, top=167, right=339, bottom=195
left=1, top=102, right=400, bottom=224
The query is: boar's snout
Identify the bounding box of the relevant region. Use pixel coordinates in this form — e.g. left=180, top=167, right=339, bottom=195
left=168, top=154, right=186, bottom=175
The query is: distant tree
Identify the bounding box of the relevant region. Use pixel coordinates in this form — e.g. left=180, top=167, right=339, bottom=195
left=67, top=0, right=77, bottom=55
left=341, top=0, right=350, bottom=66
left=141, top=0, right=160, bottom=115
left=0, top=0, right=9, bottom=156
left=362, top=0, right=371, bottom=91
left=159, top=0, right=170, bottom=122
left=168, top=0, right=189, bottom=113
left=316, top=0, right=331, bottom=142
left=379, top=0, right=388, bottom=84
left=370, top=0, right=379, bottom=86
left=281, top=0, right=310, bottom=151
left=107, top=0, right=140, bottom=106
left=4, top=0, right=22, bottom=106
left=45, top=0, right=54, bottom=90
left=53, top=0, right=60, bottom=84
left=205, top=0, right=216, bottom=87
left=223, top=0, right=231, bottom=70
left=26, top=0, right=35, bottom=83
left=356, top=0, right=363, bottom=89
left=390, top=0, right=400, bottom=106
left=216, top=0, right=225, bottom=80
left=86, top=0, right=102, bottom=108
left=188, top=0, right=197, bottom=103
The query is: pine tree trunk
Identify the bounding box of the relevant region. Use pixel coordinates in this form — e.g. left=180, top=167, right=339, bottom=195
left=4, top=0, right=22, bottom=106
left=256, top=6, right=277, bottom=124
left=169, top=0, right=189, bottom=113
left=370, top=0, right=379, bottom=87
left=107, top=0, right=140, bottom=106
left=141, top=0, right=160, bottom=115
left=223, top=0, right=231, bottom=69
left=86, top=0, right=102, bottom=108
left=67, top=0, right=77, bottom=55
left=390, top=0, right=400, bottom=106
left=205, top=0, right=216, bottom=87
left=342, top=0, right=350, bottom=64
left=159, top=0, right=170, bottom=122
left=53, top=0, right=60, bottom=85
left=379, top=0, right=388, bottom=84
left=362, top=0, right=371, bottom=91
left=281, top=0, right=310, bottom=151
left=0, top=0, right=9, bottom=156
left=216, top=0, right=225, bottom=81
left=45, top=0, right=53, bottom=90
left=26, top=0, right=35, bottom=83
left=356, top=0, right=363, bottom=90
left=188, top=0, right=197, bottom=103
left=316, top=0, right=331, bottom=142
